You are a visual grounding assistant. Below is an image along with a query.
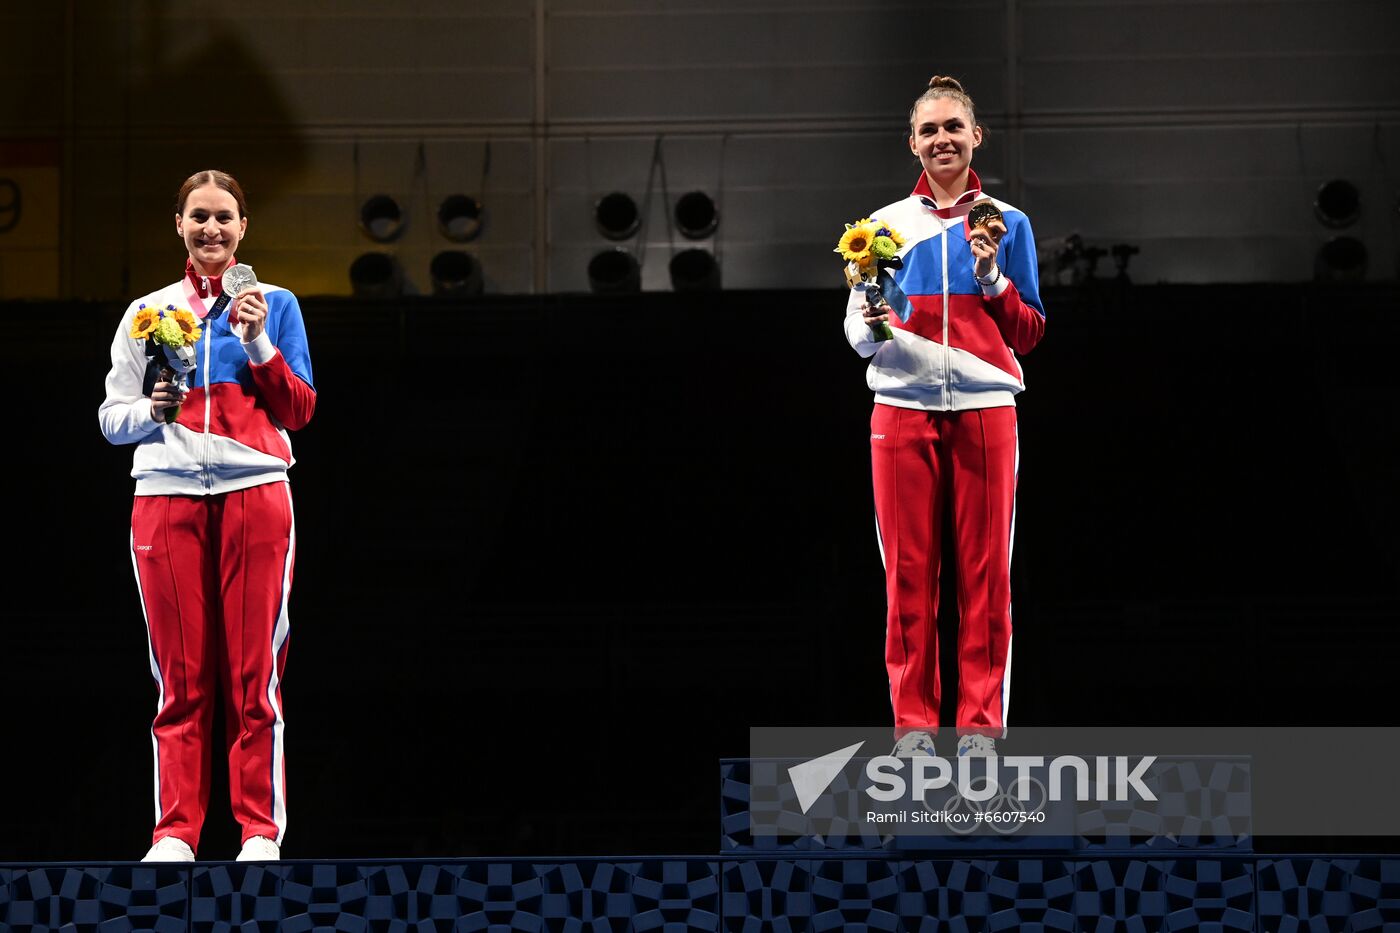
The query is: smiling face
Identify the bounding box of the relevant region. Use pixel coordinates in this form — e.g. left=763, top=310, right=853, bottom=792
left=176, top=184, right=246, bottom=276
left=908, top=96, right=982, bottom=192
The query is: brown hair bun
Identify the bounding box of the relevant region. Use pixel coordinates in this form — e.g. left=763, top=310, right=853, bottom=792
left=908, top=76, right=978, bottom=132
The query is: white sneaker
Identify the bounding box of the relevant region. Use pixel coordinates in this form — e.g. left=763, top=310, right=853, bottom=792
left=141, top=836, right=195, bottom=862
left=957, top=734, right=997, bottom=757
left=892, top=730, right=937, bottom=757
left=236, top=836, right=280, bottom=862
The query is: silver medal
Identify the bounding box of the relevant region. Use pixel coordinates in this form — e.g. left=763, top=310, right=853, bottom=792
left=223, top=263, right=258, bottom=297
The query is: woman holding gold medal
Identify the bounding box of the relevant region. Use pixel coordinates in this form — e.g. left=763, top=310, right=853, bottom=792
left=99, top=170, right=316, bottom=862
left=843, top=78, right=1046, bottom=757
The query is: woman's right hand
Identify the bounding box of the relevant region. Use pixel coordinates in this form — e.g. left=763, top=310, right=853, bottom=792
left=150, top=380, right=187, bottom=420
left=862, top=301, right=890, bottom=329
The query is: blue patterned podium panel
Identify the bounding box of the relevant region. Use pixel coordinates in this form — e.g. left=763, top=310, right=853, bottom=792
left=4, top=857, right=1400, bottom=929
left=187, top=860, right=722, bottom=931
left=0, top=866, right=189, bottom=931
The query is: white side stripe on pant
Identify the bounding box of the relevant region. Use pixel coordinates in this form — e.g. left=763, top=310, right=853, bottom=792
left=265, top=482, right=295, bottom=845
left=130, top=529, right=167, bottom=826
left=1002, top=425, right=1020, bottom=737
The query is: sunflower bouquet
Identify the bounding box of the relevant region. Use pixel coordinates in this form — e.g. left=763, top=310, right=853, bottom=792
left=131, top=304, right=202, bottom=424
left=836, top=218, right=906, bottom=340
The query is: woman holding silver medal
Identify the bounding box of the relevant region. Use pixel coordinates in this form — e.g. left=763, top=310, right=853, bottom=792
left=844, top=78, right=1046, bottom=759
left=99, top=169, right=316, bottom=862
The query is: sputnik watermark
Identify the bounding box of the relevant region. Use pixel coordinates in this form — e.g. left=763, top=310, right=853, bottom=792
left=788, top=745, right=1156, bottom=815
left=867, top=755, right=1157, bottom=804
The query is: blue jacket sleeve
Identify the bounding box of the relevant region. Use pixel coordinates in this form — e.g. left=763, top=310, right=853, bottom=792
left=245, top=290, right=316, bottom=431
left=983, top=211, right=1046, bottom=355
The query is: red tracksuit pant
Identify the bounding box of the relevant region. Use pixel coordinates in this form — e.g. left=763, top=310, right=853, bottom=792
left=871, top=403, right=1017, bottom=737
left=129, top=481, right=294, bottom=853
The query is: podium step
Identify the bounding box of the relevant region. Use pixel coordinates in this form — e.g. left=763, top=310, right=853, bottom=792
left=4, top=857, right=1399, bottom=929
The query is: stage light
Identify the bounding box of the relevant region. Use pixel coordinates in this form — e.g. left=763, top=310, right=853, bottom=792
left=429, top=250, right=484, bottom=297
left=588, top=248, right=641, bottom=294
left=359, top=194, right=404, bottom=243
left=1314, top=236, right=1367, bottom=282
left=594, top=192, right=640, bottom=241
left=438, top=194, right=483, bottom=242
left=1315, top=179, right=1360, bottom=228
left=674, top=191, right=718, bottom=239
left=349, top=252, right=403, bottom=298
left=669, top=248, right=720, bottom=292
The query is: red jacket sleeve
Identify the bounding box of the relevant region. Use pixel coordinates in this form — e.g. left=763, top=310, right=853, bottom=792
left=983, top=278, right=1045, bottom=356
left=249, top=351, right=317, bottom=431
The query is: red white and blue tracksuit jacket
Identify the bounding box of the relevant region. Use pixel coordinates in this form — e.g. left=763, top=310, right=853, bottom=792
left=99, top=266, right=316, bottom=490
left=843, top=170, right=1045, bottom=408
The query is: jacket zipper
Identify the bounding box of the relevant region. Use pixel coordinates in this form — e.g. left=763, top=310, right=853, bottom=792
left=202, top=313, right=212, bottom=490
left=941, top=219, right=952, bottom=408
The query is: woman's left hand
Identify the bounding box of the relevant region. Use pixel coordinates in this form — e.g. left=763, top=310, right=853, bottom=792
left=970, top=219, right=1007, bottom=279
left=233, top=288, right=268, bottom=341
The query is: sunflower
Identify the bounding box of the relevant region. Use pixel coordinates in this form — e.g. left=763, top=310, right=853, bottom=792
left=836, top=223, right=878, bottom=264
left=130, top=307, right=158, bottom=340
left=170, top=308, right=202, bottom=343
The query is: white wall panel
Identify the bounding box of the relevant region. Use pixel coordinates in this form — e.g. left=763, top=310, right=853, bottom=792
left=2, top=0, right=1397, bottom=296
left=70, top=7, right=534, bottom=129
left=1021, top=0, right=1399, bottom=57
left=1022, top=55, right=1400, bottom=114
left=1026, top=125, right=1314, bottom=183
left=547, top=2, right=1006, bottom=121
left=1024, top=121, right=1400, bottom=281
left=1021, top=0, right=1400, bottom=113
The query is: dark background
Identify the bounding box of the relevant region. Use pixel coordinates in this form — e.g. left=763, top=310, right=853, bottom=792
left=3, top=281, right=1398, bottom=861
